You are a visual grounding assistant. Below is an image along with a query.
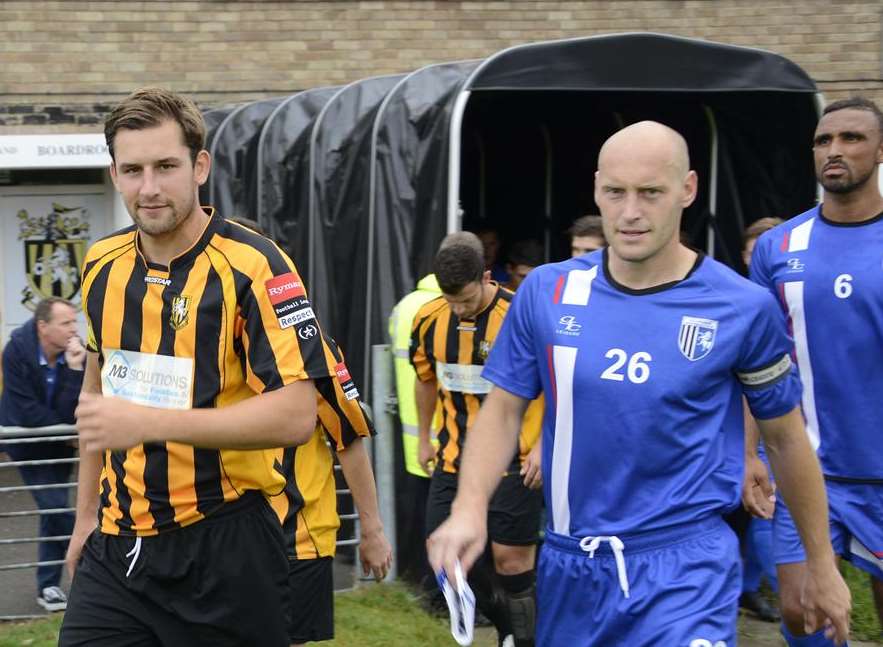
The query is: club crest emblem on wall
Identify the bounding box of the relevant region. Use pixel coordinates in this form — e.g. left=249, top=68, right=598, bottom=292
left=18, top=204, right=90, bottom=311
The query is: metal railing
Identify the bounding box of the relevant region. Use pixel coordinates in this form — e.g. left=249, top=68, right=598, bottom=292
left=0, top=426, right=77, bottom=620
left=0, top=423, right=364, bottom=620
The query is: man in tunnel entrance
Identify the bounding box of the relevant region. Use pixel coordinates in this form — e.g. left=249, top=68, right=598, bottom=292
left=412, top=232, right=541, bottom=647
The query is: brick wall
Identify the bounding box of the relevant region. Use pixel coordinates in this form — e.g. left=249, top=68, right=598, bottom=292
left=0, top=0, right=881, bottom=133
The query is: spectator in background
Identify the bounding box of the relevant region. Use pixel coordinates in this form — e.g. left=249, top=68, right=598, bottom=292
left=739, top=216, right=785, bottom=623
left=742, top=217, right=785, bottom=269
left=0, top=297, right=84, bottom=612
left=389, top=272, right=443, bottom=482
left=504, top=239, right=545, bottom=292
left=477, top=227, right=510, bottom=284
left=568, top=214, right=606, bottom=257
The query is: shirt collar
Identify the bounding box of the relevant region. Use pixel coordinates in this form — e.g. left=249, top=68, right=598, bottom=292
left=38, top=344, right=64, bottom=367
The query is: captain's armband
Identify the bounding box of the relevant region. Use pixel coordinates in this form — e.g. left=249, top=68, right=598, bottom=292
left=737, top=354, right=792, bottom=390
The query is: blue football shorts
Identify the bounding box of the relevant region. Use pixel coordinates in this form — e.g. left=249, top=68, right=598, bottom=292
left=774, top=480, right=883, bottom=580
left=537, top=515, right=740, bottom=647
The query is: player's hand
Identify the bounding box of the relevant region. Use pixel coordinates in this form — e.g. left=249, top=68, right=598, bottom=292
left=418, top=436, right=436, bottom=476
left=65, top=335, right=87, bottom=371
left=359, top=524, right=392, bottom=582
left=801, top=558, right=851, bottom=645
left=76, top=393, right=147, bottom=451
left=520, top=442, right=542, bottom=490
left=65, top=518, right=96, bottom=578
left=427, top=501, right=488, bottom=578
left=742, top=453, right=775, bottom=519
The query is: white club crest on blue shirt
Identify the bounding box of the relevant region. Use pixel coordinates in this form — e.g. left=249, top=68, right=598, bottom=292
left=678, top=316, right=718, bottom=361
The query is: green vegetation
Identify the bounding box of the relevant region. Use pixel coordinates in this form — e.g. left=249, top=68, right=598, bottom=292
left=0, top=584, right=494, bottom=647
left=0, top=576, right=879, bottom=646
left=331, top=584, right=494, bottom=646
left=0, top=612, right=61, bottom=647
left=842, top=560, right=882, bottom=643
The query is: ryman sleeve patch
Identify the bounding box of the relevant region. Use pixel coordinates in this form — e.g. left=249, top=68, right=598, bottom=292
left=265, top=272, right=315, bottom=330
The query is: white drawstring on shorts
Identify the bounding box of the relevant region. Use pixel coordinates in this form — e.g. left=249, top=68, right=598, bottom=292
left=579, top=535, right=630, bottom=598
left=125, top=536, right=142, bottom=578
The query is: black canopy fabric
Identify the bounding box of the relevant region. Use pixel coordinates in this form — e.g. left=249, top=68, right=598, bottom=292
left=370, top=61, right=480, bottom=336
left=309, top=74, right=407, bottom=387
left=205, top=97, right=285, bottom=220
left=202, top=31, right=820, bottom=394
left=202, top=105, right=241, bottom=152
left=201, top=105, right=242, bottom=204
left=252, top=87, right=341, bottom=277
left=466, top=32, right=817, bottom=93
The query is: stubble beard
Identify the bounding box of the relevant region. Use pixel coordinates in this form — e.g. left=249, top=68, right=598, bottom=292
left=819, top=165, right=875, bottom=195
left=132, top=195, right=193, bottom=237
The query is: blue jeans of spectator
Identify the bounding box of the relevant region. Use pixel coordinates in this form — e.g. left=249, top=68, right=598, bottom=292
left=11, top=443, right=76, bottom=593
left=743, top=517, right=778, bottom=594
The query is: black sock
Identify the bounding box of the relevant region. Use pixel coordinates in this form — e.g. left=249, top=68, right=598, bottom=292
left=468, top=559, right=512, bottom=639
left=498, top=570, right=536, bottom=647
left=498, top=570, right=535, bottom=595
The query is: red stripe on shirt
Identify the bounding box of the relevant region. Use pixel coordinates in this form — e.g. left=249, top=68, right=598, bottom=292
left=546, top=344, right=557, bottom=405
left=552, top=275, right=565, bottom=304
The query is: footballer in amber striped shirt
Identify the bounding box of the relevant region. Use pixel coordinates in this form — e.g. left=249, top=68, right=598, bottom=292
left=59, top=88, right=328, bottom=647
left=411, top=232, right=542, bottom=647
left=269, top=336, right=392, bottom=644
left=227, top=217, right=392, bottom=645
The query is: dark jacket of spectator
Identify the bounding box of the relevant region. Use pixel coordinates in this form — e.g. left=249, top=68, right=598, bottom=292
left=0, top=318, right=82, bottom=432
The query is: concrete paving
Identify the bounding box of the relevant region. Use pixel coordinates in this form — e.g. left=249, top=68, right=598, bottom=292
left=0, top=455, right=67, bottom=620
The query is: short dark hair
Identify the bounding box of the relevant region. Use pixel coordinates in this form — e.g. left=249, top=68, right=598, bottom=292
left=568, top=214, right=605, bottom=240
left=105, top=87, right=206, bottom=163
left=34, top=297, right=74, bottom=324
left=823, top=97, right=883, bottom=135
left=434, top=244, right=484, bottom=294
left=507, top=239, right=544, bottom=268
left=743, top=217, right=784, bottom=246
left=439, top=231, right=483, bottom=256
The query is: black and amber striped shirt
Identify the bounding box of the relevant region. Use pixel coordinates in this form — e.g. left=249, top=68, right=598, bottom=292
left=410, top=284, right=539, bottom=474
left=269, top=337, right=374, bottom=559
left=81, top=210, right=333, bottom=536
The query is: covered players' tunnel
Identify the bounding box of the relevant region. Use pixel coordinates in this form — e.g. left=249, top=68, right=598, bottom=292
left=204, top=33, right=820, bottom=397
left=202, top=31, right=821, bottom=579
left=451, top=33, right=820, bottom=267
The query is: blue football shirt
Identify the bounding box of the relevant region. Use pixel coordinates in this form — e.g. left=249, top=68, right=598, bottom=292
left=751, top=205, right=883, bottom=480
left=483, top=250, right=802, bottom=538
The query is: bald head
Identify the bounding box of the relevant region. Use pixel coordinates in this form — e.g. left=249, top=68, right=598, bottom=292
left=593, top=121, right=698, bottom=267
left=599, top=121, right=691, bottom=179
